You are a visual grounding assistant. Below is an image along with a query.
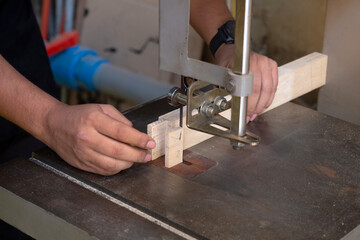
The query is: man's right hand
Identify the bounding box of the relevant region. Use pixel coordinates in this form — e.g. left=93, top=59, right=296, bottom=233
left=43, top=103, right=155, bottom=176
left=0, top=55, right=154, bottom=176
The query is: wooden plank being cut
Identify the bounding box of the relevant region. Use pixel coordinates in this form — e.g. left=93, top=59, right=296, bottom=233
left=148, top=52, right=328, bottom=162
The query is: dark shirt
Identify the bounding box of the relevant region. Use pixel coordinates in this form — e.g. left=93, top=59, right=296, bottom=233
left=0, top=0, right=59, bottom=163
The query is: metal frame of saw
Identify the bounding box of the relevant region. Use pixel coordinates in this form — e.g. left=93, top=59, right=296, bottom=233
left=159, top=0, right=259, bottom=146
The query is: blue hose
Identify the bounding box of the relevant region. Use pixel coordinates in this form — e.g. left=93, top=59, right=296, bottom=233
left=49, top=45, right=173, bottom=103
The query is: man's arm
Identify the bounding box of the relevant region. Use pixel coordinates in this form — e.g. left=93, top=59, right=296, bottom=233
left=0, top=55, right=155, bottom=176
left=190, top=0, right=233, bottom=46
left=190, top=0, right=278, bottom=122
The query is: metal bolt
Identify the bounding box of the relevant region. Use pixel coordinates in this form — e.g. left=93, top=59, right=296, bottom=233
left=214, top=96, right=225, bottom=110
left=167, top=87, right=187, bottom=107
left=200, top=101, right=216, bottom=118
left=226, top=81, right=235, bottom=93
left=231, top=141, right=245, bottom=150
left=220, top=101, right=228, bottom=110
left=214, top=96, right=231, bottom=111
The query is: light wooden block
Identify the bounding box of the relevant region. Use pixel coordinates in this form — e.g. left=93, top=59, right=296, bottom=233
left=165, top=127, right=184, bottom=168
left=147, top=120, right=168, bottom=160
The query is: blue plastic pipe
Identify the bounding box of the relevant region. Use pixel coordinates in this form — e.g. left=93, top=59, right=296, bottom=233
left=50, top=45, right=173, bottom=103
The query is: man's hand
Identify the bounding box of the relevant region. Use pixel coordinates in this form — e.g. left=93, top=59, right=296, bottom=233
left=0, top=54, right=155, bottom=176
left=189, top=0, right=278, bottom=122
left=43, top=104, right=155, bottom=176
left=215, top=44, right=278, bottom=123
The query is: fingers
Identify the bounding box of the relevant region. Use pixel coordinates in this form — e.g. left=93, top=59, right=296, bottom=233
left=80, top=149, right=134, bottom=176
left=95, top=113, right=155, bottom=150
left=247, top=70, right=261, bottom=119
left=68, top=128, right=147, bottom=176
left=89, top=132, right=151, bottom=163
left=266, top=62, right=279, bottom=108
left=53, top=137, right=133, bottom=176
left=253, top=69, right=273, bottom=115
left=247, top=53, right=278, bottom=122
left=99, top=104, right=132, bottom=127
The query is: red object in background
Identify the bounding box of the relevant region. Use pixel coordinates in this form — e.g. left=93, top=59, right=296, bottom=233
left=59, top=7, right=65, bottom=35
left=46, top=30, right=80, bottom=57
left=40, top=0, right=51, bottom=40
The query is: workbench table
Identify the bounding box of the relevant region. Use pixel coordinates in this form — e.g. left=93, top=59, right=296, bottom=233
left=0, top=102, right=359, bottom=240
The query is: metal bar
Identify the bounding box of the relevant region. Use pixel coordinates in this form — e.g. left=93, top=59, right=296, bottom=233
left=240, top=0, right=252, bottom=74
left=159, top=0, right=229, bottom=87
left=231, top=0, right=253, bottom=148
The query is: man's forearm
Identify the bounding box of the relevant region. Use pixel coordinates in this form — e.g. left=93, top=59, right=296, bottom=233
left=0, top=55, right=156, bottom=176
left=190, top=0, right=233, bottom=45
left=0, top=55, right=62, bottom=142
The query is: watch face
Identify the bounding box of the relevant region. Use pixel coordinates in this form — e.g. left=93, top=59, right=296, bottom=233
left=225, top=20, right=235, bottom=38
left=222, top=20, right=235, bottom=43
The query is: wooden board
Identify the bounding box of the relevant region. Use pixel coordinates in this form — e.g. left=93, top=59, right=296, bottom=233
left=148, top=52, right=328, bottom=162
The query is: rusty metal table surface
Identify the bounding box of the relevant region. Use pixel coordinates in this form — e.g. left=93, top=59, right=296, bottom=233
left=1, top=102, right=359, bottom=240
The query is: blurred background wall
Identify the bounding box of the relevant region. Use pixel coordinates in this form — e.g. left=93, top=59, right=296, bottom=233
left=317, top=0, right=360, bottom=125
left=31, top=0, right=360, bottom=125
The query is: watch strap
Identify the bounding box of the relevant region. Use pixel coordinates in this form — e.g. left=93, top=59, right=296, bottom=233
left=209, top=20, right=235, bottom=57
left=209, top=32, right=225, bottom=57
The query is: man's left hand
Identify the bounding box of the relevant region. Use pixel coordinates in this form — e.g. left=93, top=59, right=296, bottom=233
left=214, top=44, right=278, bottom=123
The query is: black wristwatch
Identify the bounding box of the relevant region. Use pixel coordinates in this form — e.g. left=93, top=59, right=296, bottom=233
left=209, top=20, right=235, bottom=56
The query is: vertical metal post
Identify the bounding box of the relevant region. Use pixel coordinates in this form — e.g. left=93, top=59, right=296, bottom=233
left=231, top=0, right=253, bottom=149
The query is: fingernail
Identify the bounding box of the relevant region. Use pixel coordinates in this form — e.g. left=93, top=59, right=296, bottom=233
left=146, top=141, right=156, bottom=149
left=144, top=153, right=152, bottom=162
left=250, top=114, right=258, bottom=121
left=246, top=116, right=250, bottom=124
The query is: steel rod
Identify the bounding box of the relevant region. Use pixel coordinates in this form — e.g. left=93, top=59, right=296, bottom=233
left=231, top=0, right=253, bottom=148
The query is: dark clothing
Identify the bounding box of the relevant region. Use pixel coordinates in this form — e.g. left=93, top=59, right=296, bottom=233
left=0, top=1, right=58, bottom=238
left=0, top=0, right=59, bottom=163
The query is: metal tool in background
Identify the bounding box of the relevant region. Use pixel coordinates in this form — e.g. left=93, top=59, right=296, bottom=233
left=161, top=0, right=259, bottom=148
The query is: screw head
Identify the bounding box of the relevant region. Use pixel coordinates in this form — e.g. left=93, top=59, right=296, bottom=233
left=226, top=81, right=235, bottom=92
left=167, top=87, right=181, bottom=107
left=231, top=141, right=245, bottom=150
